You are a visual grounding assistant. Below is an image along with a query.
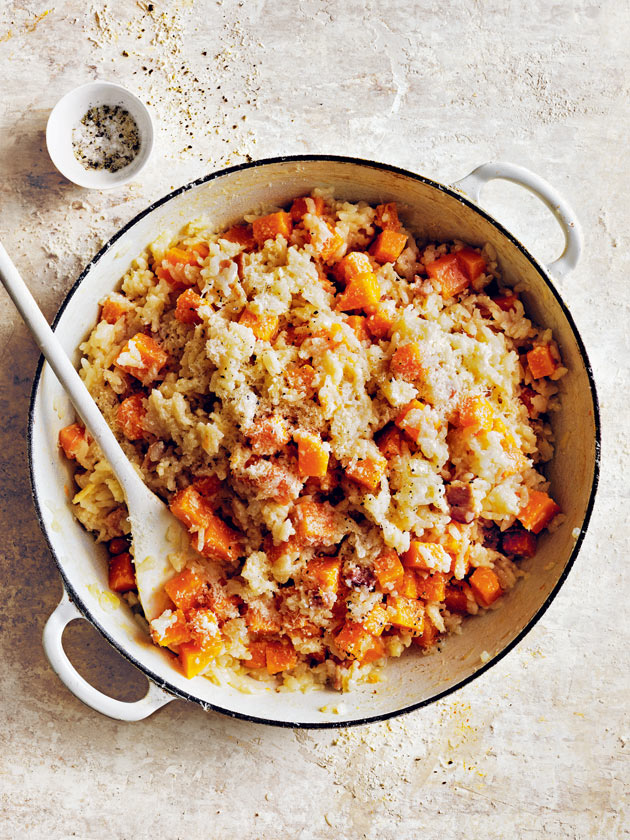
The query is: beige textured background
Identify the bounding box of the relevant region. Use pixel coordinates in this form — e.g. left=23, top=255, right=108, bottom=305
left=0, top=1, right=628, bottom=838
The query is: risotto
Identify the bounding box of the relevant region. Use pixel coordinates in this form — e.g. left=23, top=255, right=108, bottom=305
left=58, top=191, right=564, bottom=692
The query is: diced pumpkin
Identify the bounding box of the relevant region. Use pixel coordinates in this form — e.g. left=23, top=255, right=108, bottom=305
left=244, top=641, right=268, bottom=669
left=189, top=241, right=210, bottom=259
left=456, top=248, right=487, bottom=282
left=335, top=621, right=374, bottom=660
left=116, top=394, right=146, bottom=441
left=192, top=475, right=223, bottom=497
left=265, top=639, right=297, bottom=674
left=205, top=584, right=240, bottom=623
left=346, top=454, right=387, bottom=492
left=170, top=486, right=242, bottom=563
left=414, top=614, right=440, bottom=649
left=365, top=305, right=395, bottom=340
left=469, top=567, right=502, bottom=608
left=517, top=489, right=560, bottom=534
left=376, top=424, right=406, bottom=460
left=390, top=343, right=425, bottom=381
left=527, top=345, right=557, bottom=379
left=501, top=529, right=537, bottom=558
left=308, top=556, right=341, bottom=593
left=285, top=363, right=316, bottom=396
left=58, top=423, right=88, bottom=461
left=334, top=251, right=373, bottom=284
left=265, top=534, right=300, bottom=567
left=362, top=603, right=389, bottom=637
left=114, top=333, right=168, bottom=385
left=150, top=608, right=191, bottom=648
left=344, top=315, right=369, bottom=342
left=425, top=253, right=470, bottom=298
left=395, top=568, right=418, bottom=599
left=179, top=637, right=222, bottom=679
left=387, top=595, right=424, bottom=633
left=373, top=549, right=404, bottom=591
left=100, top=293, right=132, bottom=324
left=394, top=399, right=428, bottom=444
left=108, top=552, right=137, bottom=593
left=164, top=568, right=205, bottom=611
left=312, top=224, right=344, bottom=263
left=493, top=292, right=518, bottom=311
left=239, top=307, right=279, bottom=342
left=294, top=430, right=329, bottom=478
left=401, top=541, right=452, bottom=573
left=248, top=414, right=291, bottom=455
left=221, top=225, right=256, bottom=250
left=164, top=246, right=198, bottom=266
left=335, top=273, right=381, bottom=313
left=290, top=194, right=326, bottom=222
left=245, top=603, right=282, bottom=634
left=175, top=288, right=204, bottom=325
left=108, top=536, right=130, bottom=556
left=360, top=636, right=386, bottom=665
left=456, top=396, right=494, bottom=432
left=293, top=499, right=337, bottom=545
left=374, top=202, right=401, bottom=231
left=370, top=230, right=407, bottom=264
left=252, top=211, right=293, bottom=246
left=444, top=585, right=469, bottom=614
left=415, top=571, right=447, bottom=602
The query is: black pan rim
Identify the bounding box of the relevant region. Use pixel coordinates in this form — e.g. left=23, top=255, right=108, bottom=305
left=28, top=153, right=601, bottom=729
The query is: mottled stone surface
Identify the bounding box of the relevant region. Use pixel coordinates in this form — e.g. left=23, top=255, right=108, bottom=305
left=0, top=1, right=628, bottom=837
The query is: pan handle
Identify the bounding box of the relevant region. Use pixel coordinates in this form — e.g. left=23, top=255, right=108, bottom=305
left=43, top=589, right=175, bottom=721
left=451, top=161, right=583, bottom=281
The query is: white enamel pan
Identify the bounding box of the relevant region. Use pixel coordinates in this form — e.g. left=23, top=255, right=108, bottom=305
left=29, top=156, right=600, bottom=726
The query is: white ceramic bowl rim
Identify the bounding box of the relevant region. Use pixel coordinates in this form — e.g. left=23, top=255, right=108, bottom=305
left=28, top=154, right=601, bottom=728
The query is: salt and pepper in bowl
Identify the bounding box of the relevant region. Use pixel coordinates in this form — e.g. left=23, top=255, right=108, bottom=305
left=46, top=81, right=154, bottom=189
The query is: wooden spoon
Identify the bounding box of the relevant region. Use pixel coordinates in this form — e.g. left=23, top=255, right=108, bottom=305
left=0, top=242, right=182, bottom=621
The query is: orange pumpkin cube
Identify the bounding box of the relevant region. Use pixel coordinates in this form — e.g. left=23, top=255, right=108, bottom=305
left=373, top=549, right=404, bottom=591
left=395, top=568, right=418, bottom=600
left=344, top=315, right=369, bottom=342
left=362, top=603, right=389, bottom=637
left=415, top=571, right=447, bottom=602
left=294, top=430, right=329, bottom=478
left=394, top=399, right=428, bottom=444
left=293, top=499, right=337, bottom=545
left=360, top=636, right=386, bottom=665
left=456, top=396, right=494, bottom=432
left=426, top=253, right=470, bottom=298
left=374, top=202, right=401, bottom=231
left=252, top=211, right=293, bottom=246
left=192, top=475, right=223, bottom=498
left=170, top=486, right=243, bottom=563
left=312, top=224, right=344, bottom=263
left=370, top=230, right=407, bottom=264
left=445, top=585, right=469, bottom=614
left=290, top=194, right=326, bottom=222
left=265, top=639, right=298, bottom=674
left=108, top=552, right=136, bottom=593
left=179, top=637, right=222, bottom=679
left=365, top=306, right=395, bottom=340
left=58, top=422, right=88, bottom=461
left=501, top=529, right=537, bottom=558
left=527, top=345, right=557, bottom=379
left=387, top=595, right=424, bottom=633
left=221, top=225, right=255, bottom=250
left=414, top=614, right=440, bottom=649
left=164, top=568, right=205, bottom=611
left=493, top=293, right=518, bottom=311
left=346, top=455, right=387, bottom=493
left=376, top=425, right=406, bottom=460
left=245, top=603, right=282, bottom=635
left=150, top=608, right=191, bottom=648
left=390, top=343, right=425, bottom=382
left=334, top=251, right=373, bottom=284
left=335, top=273, right=381, bottom=313
left=175, top=288, right=204, bottom=325
left=335, top=621, right=374, bottom=660
left=116, top=394, right=146, bottom=441
left=100, top=293, right=132, bottom=324
left=115, top=332, right=168, bottom=385
left=239, top=308, right=279, bottom=342
left=285, top=363, right=316, bottom=397
left=517, top=489, right=560, bottom=534
left=456, top=247, right=487, bottom=281
left=469, top=566, right=503, bottom=608
left=187, top=607, right=221, bottom=647
left=244, top=641, right=268, bottom=670
left=401, top=541, right=452, bottom=573
left=308, top=556, right=341, bottom=593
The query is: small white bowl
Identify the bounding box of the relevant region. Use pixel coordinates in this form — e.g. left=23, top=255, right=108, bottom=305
left=46, top=81, right=154, bottom=189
